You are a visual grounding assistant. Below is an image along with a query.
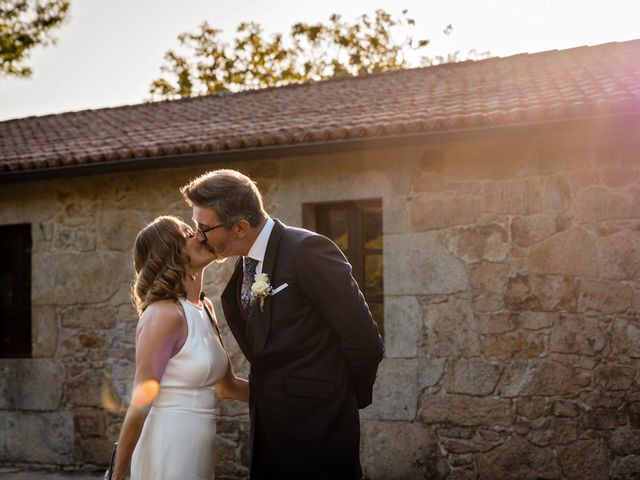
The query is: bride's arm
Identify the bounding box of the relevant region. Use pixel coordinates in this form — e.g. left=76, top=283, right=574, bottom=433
left=111, top=302, right=187, bottom=480
left=215, top=359, right=249, bottom=402
left=202, top=297, right=249, bottom=403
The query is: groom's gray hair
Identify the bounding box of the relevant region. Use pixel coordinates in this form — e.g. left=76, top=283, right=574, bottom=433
left=180, top=169, right=267, bottom=228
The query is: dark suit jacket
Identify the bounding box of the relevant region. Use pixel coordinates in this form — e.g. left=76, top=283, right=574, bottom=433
left=221, top=219, right=384, bottom=480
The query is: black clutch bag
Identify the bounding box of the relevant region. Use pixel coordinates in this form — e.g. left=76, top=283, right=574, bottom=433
left=103, top=442, right=118, bottom=480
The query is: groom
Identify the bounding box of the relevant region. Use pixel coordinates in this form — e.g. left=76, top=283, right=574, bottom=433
left=181, top=169, right=384, bottom=479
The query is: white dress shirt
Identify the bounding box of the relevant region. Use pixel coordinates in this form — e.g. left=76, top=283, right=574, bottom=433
left=245, top=217, right=275, bottom=274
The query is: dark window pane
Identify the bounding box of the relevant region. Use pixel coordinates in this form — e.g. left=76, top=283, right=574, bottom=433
left=364, top=208, right=383, bottom=250
left=365, top=253, right=383, bottom=298
left=0, top=272, right=14, bottom=351
left=304, top=200, right=384, bottom=341
left=327, top=208, right=349, bottom=251
left=0, top=224, right=31, bottom=358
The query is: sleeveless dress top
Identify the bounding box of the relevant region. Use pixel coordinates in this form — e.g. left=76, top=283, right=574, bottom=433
left=131, top=298, right=229, bottom=480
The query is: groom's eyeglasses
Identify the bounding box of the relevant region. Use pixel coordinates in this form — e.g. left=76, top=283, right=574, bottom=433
left=194, top=222, right=224, bottom=242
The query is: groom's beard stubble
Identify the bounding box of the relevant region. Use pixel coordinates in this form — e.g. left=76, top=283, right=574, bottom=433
left=204, top=238, right=230, bottom=263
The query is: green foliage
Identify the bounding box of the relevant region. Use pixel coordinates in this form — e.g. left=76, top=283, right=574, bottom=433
left=0, top=0, right=70, bottom=78
left=149, top=9, right=439, bottom=100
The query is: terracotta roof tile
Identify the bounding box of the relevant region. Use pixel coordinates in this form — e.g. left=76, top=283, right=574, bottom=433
left=1, top=39, right=639, bottom=174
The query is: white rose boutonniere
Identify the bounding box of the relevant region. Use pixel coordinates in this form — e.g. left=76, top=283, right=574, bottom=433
left=251, top=273, right=272, bottom=312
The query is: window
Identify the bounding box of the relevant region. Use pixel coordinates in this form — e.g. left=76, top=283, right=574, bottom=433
left=0, top=224, right=32, bottom=358
left=304, top=200, right=384, bottom=336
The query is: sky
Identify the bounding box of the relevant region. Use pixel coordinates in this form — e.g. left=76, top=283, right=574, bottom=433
left=0, top=0, right=638, bottom=121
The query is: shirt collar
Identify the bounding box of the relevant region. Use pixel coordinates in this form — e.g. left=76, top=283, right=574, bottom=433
left=246, top=217, right=274, bottom=263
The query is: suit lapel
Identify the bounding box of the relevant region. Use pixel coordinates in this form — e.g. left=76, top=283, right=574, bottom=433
left=251, top=219, right=285, bottom=355
left=221, top=257, right=253, bottom=362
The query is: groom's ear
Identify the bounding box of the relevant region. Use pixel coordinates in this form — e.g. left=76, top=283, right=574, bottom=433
left=234, top=219, right=252, bottom=238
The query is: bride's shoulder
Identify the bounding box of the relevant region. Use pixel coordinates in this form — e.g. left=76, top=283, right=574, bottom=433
left=138, top=299, right=185, bottom=331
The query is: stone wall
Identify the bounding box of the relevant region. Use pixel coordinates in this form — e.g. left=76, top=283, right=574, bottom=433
left=0, top=121, right=638, bottom=479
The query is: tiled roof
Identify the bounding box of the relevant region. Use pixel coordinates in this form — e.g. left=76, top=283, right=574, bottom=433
left=1, top=39, right=639, bottom=175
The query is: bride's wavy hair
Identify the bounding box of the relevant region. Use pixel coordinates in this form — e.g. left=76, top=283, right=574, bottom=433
left=131, top=216, right=191, bottom=315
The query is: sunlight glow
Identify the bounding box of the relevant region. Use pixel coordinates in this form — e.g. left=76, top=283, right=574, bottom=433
left=131, top=380, right=160, bottom=409
left=101, top=379, right=121, bottom=413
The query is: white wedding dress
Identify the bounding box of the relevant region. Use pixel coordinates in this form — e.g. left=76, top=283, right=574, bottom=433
left=131, top=298, right=229, bottom=480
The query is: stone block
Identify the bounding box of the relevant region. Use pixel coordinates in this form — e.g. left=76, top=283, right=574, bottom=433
left=411, top=169, right=446, bottom=194
left=568, top=169, right=600, bottom=191
left=442, top=223, right=510, bottom=263
left=549, top=315, right=608, bottom=356
left=52, top=225, right=95, bottom=252
left=96, top=210, right=148, bottom=251
left=552, top=400, right=579, bottom=418
left=0, top=411, right=74, bottom=464
left=446, top=464, right=477, bottom=480
left=67, top=370, right=112, bottom=408
left=362, top=359, right=417, bottom=421
left=542, top=175, right=572, bottom=214
left=32, top=252, right=129, bottom=305
left=482, top=178, right=544, bottom=215
left=471, top=293, right=504, bottom=312
left=611, top=456, right=640, bottom=480
left=601, top=168, right=640, bottom=187
left=445, top=359, right=501, bottom=395
left=382, top=196, right=410, bottom=234
left=469, top=262, right=510, bottom=295
left=437, top=427, right=505, bottom=453
left=74, top=410, right=106, bottom=438
left=578, top=279, right=634, bottom=314
left=476, top=435, right=560, bottom=479
left=482, top=330, right=546, bottom=358
left=419, top=394, right=513, bottom=426
left=511, top=214, right=571, bottom=247
left=594, top=364, right=635, bottom=391
left=608, top=427, right=640, bottom=456
left=411, top=148, right=446, bottom=190
left=384, top=233, right=468, bottom=295
left=505, top=273, right=580, bottom=312
left=526, top=416, right=578, bottom=446
left=527, top=227, right=598, bottom=277
left=515, top=397, right=547, bottom=419
left=499, top=360, right=590, bottom=397
left=78, top=437, right=114, bottom=465
left=422, top=299, right=481, bottom=357
left=280, top=149, right=414, bottom=202
left=575, top=186, right=636, bottom=223
left=558, top=439, right=609, bottom=480
left=361, top=421, right=446, bottom=480
left=520, top=311, right=555, bottom=330
left=0, top=359, right=64, bottom=410
left=580, top=390, right=626, bottom=409
left=417, top=358, right=446, bottom=390
left=59, top=304, right=118, bottom=330
left=409, top=192, right=482, bottom=230
left=384, top=296, right=421, bottom=358
left=31, top=305, right=57, bottom=357
left=580, top=408, right=627, bottom=430
left=597, top=229, right=640, bottom=281
left=476, top=313, right=518, bottom=334
left=611, top=318, right=640, bottom=358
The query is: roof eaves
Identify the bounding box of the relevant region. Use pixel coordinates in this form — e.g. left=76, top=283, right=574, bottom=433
left=2, top=110, right=638, bottom=184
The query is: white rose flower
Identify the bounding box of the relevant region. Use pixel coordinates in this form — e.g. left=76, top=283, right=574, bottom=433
left=252, top=273, right=272, bottom=296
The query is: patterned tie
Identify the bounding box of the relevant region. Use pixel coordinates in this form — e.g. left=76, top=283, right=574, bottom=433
left=241, top=256, right=259, bottom=316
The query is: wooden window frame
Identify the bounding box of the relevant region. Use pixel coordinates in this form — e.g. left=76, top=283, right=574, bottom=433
left=303, top=199, right=384, bottom=336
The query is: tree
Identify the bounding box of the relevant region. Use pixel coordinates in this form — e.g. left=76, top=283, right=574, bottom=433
left=150, top=10, right=480, bottom=100
left=0, top=0, right=70, bottom=78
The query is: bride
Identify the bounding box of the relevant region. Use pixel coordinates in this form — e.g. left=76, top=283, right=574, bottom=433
left=112, top=215, right=248, bottom=480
